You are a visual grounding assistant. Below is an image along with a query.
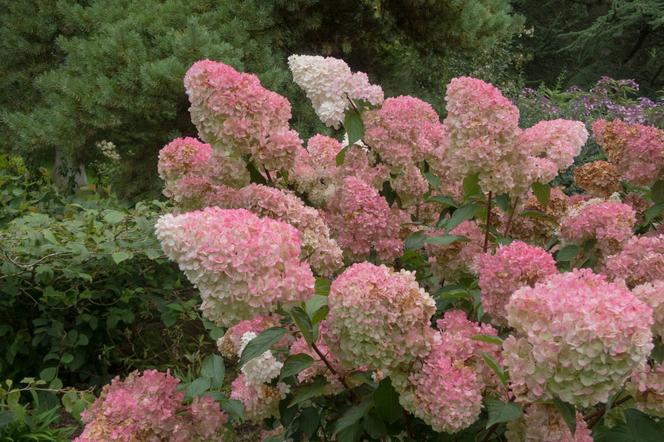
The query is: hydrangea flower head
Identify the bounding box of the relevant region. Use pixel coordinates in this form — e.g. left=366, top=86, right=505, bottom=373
left=506, top=404, right=593, bottom=442
left=396, top=334, right=483, bottom=433
left=504, top=269, right=653, bottom=407
left=288, top=55, right=383, bottom=128
left=603, top=234, right=664, bottom=287
left=627, top=363, right=664, bottom=417
left=184, top=60, right=302, bottom=172
left=155, top=208, right=314, bottom=326
left=324, top=263, right=436, bottom=371
left=592, top=118, right=664, bottom=185
left=478, top=241, right=558, bottom=325
left=426, top=220, right=484, bottom=281
left=573, top=160, right=620, bottom=197
left=74, top=370, right=226, bottom=442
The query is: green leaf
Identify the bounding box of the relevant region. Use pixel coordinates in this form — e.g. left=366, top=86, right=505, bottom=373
left=61, top=353, right=74, bottom=364
left=289, top=377, right=328, bottom=407
left=186, top=377, right=211, bottom=399
left=344, top=110, right=364, bottom=147
left=444, top=203, right=478, bottom=232
left=39, top=367, right=57, bottom=382
left=306, top=295, right=328, bottom=318
left=201, top=354, right=225, bottom=388
left=423, top=235, right=469, bottom=246
left=472, top=334, right=503, bottom=345
left=374, top=378, right=402, bottom=423
left=552, top=397, right=576, bottom=435
left=424, top=171, right=441, bottom=190
left=337, top=422, right=362, bottom=442
left=299, top=407, right=321, bottom=439
left=645, top=202, right=664, bottom=224
left=42, top=229, right=58, bottom=244
left=291, top=307, right=315, bottom=346
left=336, top=145, right=349, bottom=166
left=532, top=182, right=551, bottom=205
left=238, top=327, right=287, bottom=367
left=404, top=231, right=427, bottom=250
left=314, top=278, right=331, bottom=297
left=220, top=398, right=244, bottom=422
left=521, top=209, right=556, bottom=221
left=333, top=399, right=372, bottom=436
left=556, top=244, right=579, bottom=262
left=0, top=411, right=14, bottom=429
left=280, top=353, right=314, bottom=380
left=103, top=210, right=125, bottom=225
left=594, top=409, right=664, bottom=442
left=485, top=398, right=523, bottom=428
left=111, top=251, right=133, bottom=264
left=426, top=195, right=458, bottom=208
left=463, top=173, right=481, bottom=198
left=651, top=180, right=664, bottom=204
left=495, top=194, right=511, bottom=212
left=481, top=352, right=507, bottom=386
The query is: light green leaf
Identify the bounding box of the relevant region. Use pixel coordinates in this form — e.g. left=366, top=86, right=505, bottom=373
left=532, top=182, right=551, bottom=205
left=103, top=210, right=125, bottom=225
left=485, top=398, right=523, bottom=428
left=423, top=235, right=469, bottom=246
left=111, top=251, right=133, bottom=264
left=201, top=354, right=225, bottom=388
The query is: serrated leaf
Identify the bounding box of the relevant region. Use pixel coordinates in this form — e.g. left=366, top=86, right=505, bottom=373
left=472, top=334, right=503, bottom=345
left=556, top=244, right=579, bottom=262
left=553, top=397, right=576, bottom=435
left=186, top=377, right=211, bottom=398
left=201, top=354, right=225, bottom=388
left=423, top=235, right=469, bottom=246
left=238, top=327, right=287, bottom=367
left=374, top=378, right=402, bottom=423
left=333, top=399, right=372, bottom=436
left=344, top=110, right=364, bottom=147
left=103, top=210, right=125, bottom=225
left=111, top=251, right=132, bottom=264
left=280, top=353, right=314, bottom=380
left=532, top=182, right=551, bottom=205
left=289, top=377, right=328, bottom=407
left=485, top=398, right=522, bottom=428
left=444, top=203, right=478, bottom=232
left=481, top=352, right=507, bottom=386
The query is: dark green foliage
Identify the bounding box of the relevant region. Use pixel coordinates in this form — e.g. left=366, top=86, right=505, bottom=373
left=0, top=0, right=524, bottom=198
left=515, top=0, right=664, bottom=93
left=0, top=156, right=206, bottom=386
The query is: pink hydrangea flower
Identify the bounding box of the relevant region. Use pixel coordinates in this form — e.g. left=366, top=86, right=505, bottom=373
left=593, top=118, right=664, bottom=185
left=288, top=55, right=383, bottom=128
left=478, top=241, right=558, bottom=325
left=184, top=60, right=302, bottom=172
left=603, top=234, right=664, bottom=287
left=155, top=208, right=314, bottom=326
left=158, top=137, right=213, bottom=183
left=559, top=199, right=636, bottom=256
left=324, top=263, right=436, bottom=372
left=74, top=370, right=226, bottom=442
left=364, top=95, right=446, bottom=168
left=506, top=404, right=593, bottom=442
left=627, top=363, right=664, bottom=417
left=325, top=176, right=405, bottom=262
left=518, top=119, right=588, bottom=169
left=230, top=374, right=285, bottom=422
left=435, top=310, right=502, bottom=391
left=631, top=280, right=664, bottom=339
left=504, top=269, right=653, bottom=407
left=396, top=333, right=483, bottom=433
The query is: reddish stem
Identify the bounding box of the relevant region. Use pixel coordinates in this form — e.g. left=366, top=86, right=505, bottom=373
left=311, top=342, right=351, bottom=391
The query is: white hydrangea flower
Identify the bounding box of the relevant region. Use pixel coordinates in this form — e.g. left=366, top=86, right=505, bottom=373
left=238, top=332, right=283, bottom=386
left=288, top=55, right=383, bottom=129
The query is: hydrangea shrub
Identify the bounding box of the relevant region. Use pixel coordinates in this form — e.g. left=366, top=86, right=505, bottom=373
left=78, top=55, right=664, bottom=440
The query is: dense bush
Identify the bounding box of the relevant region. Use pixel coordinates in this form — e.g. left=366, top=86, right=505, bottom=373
left=0, top=155, right=212, bottom=389
left=66, top=55, right=664, bottom=441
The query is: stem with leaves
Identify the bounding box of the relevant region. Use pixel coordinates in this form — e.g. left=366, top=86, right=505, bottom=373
left=311, top=342, right=352, bottom=391
left=502, top=196, right=519, bottom=238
